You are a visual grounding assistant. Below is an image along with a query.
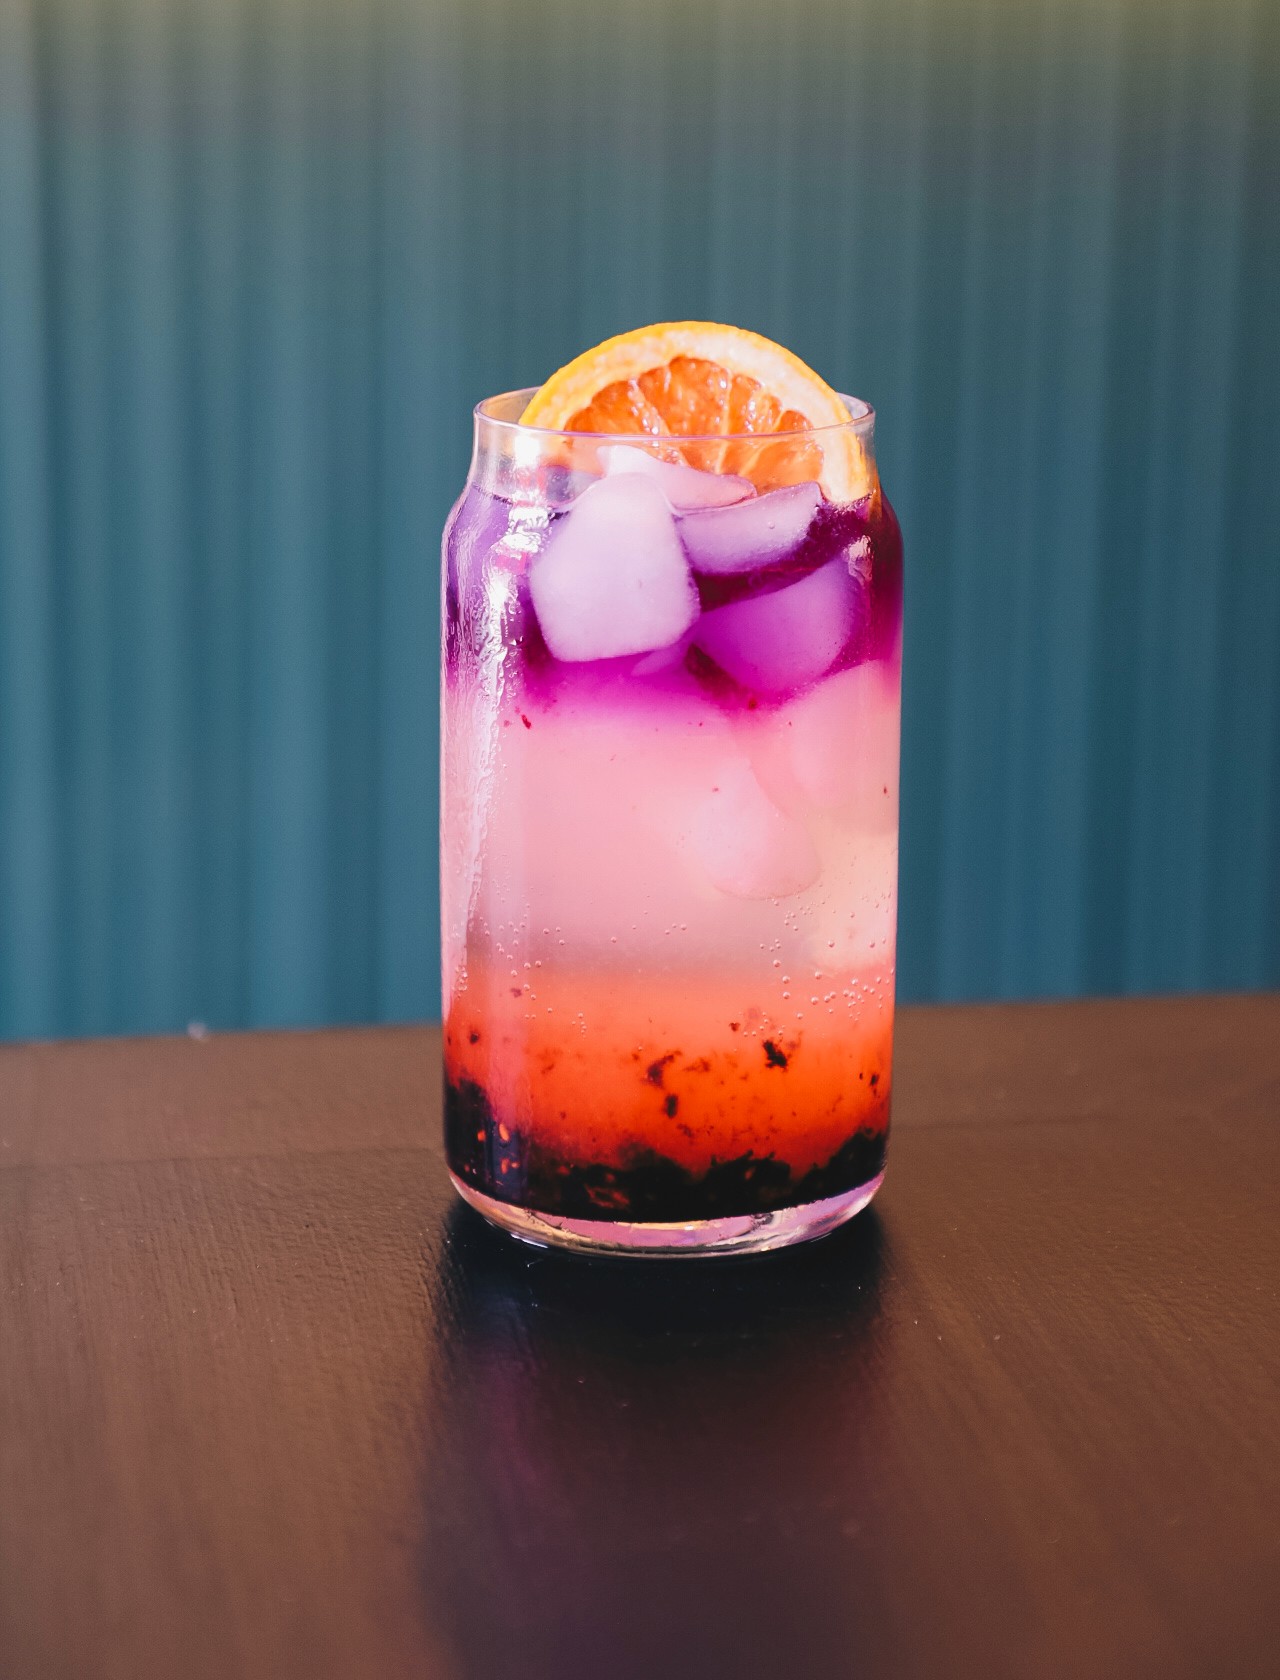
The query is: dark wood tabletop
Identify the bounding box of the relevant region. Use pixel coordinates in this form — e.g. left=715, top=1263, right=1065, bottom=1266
left=2, top=995, right=1278, bottom=1680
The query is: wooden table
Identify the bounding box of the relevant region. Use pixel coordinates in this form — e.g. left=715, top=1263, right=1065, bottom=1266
left=2, top=996, right=1278, bottom=1679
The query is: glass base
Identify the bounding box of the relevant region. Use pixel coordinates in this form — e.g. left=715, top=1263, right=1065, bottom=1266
left=449, top=1170, right=885, bottom=1258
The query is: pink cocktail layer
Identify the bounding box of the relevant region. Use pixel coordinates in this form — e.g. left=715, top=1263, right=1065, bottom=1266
left=442, top=473, right=902, bottom=1220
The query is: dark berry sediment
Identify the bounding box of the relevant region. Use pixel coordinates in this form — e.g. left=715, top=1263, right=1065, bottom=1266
left=446, top=1075, right=889, bottom=1223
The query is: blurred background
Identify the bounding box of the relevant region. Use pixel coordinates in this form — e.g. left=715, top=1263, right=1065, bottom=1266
left=0, top=0, right=1276, bottom=1042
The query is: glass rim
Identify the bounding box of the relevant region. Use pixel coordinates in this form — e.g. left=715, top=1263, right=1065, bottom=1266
left=474, top=386, right=874, bottom=446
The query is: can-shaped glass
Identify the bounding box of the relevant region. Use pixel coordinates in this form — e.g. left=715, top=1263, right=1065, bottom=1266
left=442, top=392, right=902, bottom=1255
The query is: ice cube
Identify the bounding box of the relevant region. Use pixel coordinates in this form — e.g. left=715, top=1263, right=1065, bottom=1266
left=686, top=758, right=821, bottom=899
left=601, top=444, right=755, bottom=509
left=781, top=663, right=900, bottom=825
left=679, top=481, right=822, bottom=574
left=809, top=833, right=899, bottom=967
left=528, top=473, right=699, bottom=662
left=444, top=486, right=516, bottom=590
left=630, top=629, right=696, bottom=677
left=479, top=676, right=740, bottom=948
left=693, top=557, right=863, bottom=695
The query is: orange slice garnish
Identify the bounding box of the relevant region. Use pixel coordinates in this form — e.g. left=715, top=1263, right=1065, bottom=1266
left=520, top=321, right=873, bottom=501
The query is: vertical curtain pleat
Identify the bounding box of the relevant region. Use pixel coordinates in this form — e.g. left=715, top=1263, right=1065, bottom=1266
left=184, top=0, right=252, bottom=1031
left=1212, top=0, right=1280, bottom=990
left=0, top=0, right=59, bottom=1035
left=0, top=0, right=1276, bottom=1039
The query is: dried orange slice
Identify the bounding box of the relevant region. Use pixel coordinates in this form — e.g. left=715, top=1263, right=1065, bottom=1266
left=520, top=321, right=873, bottom=500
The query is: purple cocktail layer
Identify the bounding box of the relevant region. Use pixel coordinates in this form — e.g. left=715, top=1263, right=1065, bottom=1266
left=444, top=471, right=902, bottom=712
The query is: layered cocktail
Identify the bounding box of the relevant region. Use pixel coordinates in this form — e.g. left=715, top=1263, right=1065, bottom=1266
left=442, top=324, right=902, bottom=1255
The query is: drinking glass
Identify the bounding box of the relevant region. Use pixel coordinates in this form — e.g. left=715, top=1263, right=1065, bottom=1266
left=441, top=393, right=902, bottom=1256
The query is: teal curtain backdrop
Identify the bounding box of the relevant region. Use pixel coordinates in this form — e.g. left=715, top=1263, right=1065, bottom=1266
left=0, top=0, right=1277, bottom=1039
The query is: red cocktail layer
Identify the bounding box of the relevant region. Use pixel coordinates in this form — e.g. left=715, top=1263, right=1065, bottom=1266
left=445, top=966, right=892, bottom=1220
